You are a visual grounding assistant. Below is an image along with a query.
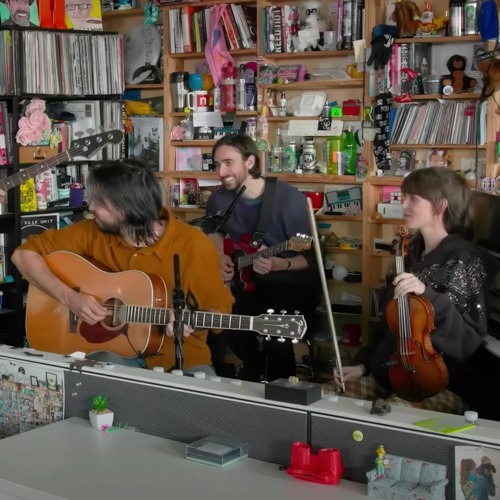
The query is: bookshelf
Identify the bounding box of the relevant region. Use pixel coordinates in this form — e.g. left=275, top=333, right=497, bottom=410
left=0, top=26, right=124, bottom=346
left=103, top=0, right=500, bottom=351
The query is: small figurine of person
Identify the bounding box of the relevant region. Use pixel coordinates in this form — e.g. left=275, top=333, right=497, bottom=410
left=375, top=445, right=387, bottom=477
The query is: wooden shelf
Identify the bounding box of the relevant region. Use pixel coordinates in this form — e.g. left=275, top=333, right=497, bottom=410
left=316, top=214, right=363, bottom=222
left=394, top=34, right=481, bottom=44
left=267, top=115, right=360, bottom=122
left=266, top=173, right=359, bottom=183
left=324, top=247, right=363, bottom=255
left=369, top=218, right=405, bottom=225
left=410, top=93, right=482, bottom=100
left=125, top=83, right=164, bottom=90
left=369, top=177, right=404, bottom=186
left=169, top=48, right=257, bottom=59
left=102, top=8, right=143, bottom=18
left=390, top=144, right=484, bottom=150
left=262, top=49, right=354, bottom=59
left=262, top=80, right=363, bottom=90
left=168, top=171, right=218, bottom=179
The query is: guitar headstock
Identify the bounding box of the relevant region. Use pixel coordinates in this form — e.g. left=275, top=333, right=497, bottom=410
left=252, top=313, right=307, bottom=340
left=70, top=130, right=124, bottom=160
left=288, top=234, right=313, bottom=252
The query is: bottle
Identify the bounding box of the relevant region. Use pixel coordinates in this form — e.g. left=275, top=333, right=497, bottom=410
left=327, top=135, right=344, bottom=175
left=342, top=126, right=357, bottom=175
left=278, top=91, right=287, bottom=116
left=236, top=64, right=246, bottom=111
left=221, top=63, right=236, bottom=112
left=319, top=101, right=331, bottom=131
left=213, top=85, right=222, bottom=112
left=245, top=76, right=256, bottom=111
left=271, top=127, right=285, bottom=172
left=302, top=137, right=317, bottom=173
left=448, top=1, right=464, bottom=36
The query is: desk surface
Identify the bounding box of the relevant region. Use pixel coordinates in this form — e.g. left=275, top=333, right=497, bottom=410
left=0, top=418, right=366, bottom=500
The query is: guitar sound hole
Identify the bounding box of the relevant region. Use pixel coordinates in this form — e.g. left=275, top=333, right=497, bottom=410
left=101, top=298, right=125, bottom=328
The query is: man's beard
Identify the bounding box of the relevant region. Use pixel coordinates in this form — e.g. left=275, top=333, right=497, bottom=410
left=13, top=9, right=30, bottom=26
left=95, top=219, right=122, bottom=235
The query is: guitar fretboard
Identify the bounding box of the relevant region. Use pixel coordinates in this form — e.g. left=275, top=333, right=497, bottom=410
left=126, top=307, right=254, bottom=331
left=237, top=241, right=288, bottom=269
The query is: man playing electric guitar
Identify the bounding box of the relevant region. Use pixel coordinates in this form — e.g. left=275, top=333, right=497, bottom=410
left=12, top=160, right=234, bottom=374
left=203, top=134, right=320, bottom=382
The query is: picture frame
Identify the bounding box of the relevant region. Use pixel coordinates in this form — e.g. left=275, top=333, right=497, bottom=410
left=46, top=372, right=57, bottom=391
left=30, top=376, right=39, bottom=387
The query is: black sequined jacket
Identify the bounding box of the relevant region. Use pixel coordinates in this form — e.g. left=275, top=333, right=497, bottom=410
left=355, top=234, right=498, bottom=398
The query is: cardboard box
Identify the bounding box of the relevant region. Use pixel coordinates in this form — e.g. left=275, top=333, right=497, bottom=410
left=19, top=146, right=59, bottom=164
left=377, top=203, right=404, bottom=219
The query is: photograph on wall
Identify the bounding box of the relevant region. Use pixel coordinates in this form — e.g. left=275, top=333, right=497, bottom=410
left=0, top=357, right=64, bottom=439
left=127, top=116, right=164, bottom=171
left=455, top=446, right=499, bottom=500
left=0, top=0, right=40, bottom=26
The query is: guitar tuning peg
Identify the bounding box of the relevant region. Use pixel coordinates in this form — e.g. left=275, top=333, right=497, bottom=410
left=265, top=335, right=271, bottom=342
left=294, top=310, right=301, bottom=314
left=277, top=337, right=286, bottom=343
left=267, top=309, right=274, bottom=314
left=279, top=309, right=287, bottom=315
left=291, top=338, right=299, bottom=344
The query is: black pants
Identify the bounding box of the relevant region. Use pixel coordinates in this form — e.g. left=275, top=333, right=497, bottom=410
left=208, top=281, right=319, bottom=382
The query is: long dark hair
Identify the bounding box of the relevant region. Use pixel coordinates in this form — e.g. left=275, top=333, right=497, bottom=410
left=87, top=159, right=163, bottom=245
left=212, top=134, right=261, bottom=178
left=401, top=167, right=474, bottom=240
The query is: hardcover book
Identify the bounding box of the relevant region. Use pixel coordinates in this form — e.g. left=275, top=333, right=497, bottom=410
left=179, top=177, right=198, bottom=206
left=127, top=116, right=164, bottom=171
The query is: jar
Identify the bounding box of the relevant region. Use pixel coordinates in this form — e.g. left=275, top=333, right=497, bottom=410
left=302, top=137, right=317, bottom=173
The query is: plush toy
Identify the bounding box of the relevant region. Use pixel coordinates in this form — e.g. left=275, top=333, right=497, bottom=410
left=441, top=55, right=477, bottom=93
left=393, top=0, right=422, bottom=38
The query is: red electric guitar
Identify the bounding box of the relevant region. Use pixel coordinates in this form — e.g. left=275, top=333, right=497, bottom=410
left=223, top=233, right=313, bottom=292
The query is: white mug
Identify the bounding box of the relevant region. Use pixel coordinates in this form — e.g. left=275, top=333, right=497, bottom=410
left=187, top=90, right=209, bottom=112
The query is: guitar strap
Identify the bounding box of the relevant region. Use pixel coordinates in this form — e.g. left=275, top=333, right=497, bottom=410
left=250, top=177, right=277, bottom=248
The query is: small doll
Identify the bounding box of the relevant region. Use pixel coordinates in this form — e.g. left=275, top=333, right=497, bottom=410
left=441, top=55, right=478, bottom=94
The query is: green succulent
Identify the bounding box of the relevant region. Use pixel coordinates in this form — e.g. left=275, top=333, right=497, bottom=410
left=91, top=395, right=110, bottom=412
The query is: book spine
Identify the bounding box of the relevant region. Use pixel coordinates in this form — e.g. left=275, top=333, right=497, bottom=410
left=336, top=0, right=344, bottom=50
left=0, top=106, right=7, bottom=166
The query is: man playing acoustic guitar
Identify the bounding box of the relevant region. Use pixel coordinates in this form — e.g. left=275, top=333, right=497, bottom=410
left=12, top=160, right=234, bottom=373
left=203, top=134, right=320, bottom=382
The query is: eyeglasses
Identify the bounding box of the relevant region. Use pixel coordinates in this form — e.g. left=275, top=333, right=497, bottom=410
left=66, top=3, right=92, bottom=10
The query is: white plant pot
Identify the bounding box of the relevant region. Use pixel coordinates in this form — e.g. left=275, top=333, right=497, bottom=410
left=89, top=410, right=114, bottom=431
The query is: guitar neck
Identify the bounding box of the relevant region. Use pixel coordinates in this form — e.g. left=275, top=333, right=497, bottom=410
left=127, top=307, right=254, bottom=331
left=0, top=149, right=72, bottom=192
left=236, top=241, right=288, bottom=270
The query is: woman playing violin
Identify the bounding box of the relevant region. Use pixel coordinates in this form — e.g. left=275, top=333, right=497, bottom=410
left=335, top=167, right=498, bottom=415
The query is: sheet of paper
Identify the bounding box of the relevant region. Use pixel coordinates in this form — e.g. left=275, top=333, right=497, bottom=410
left=193, top=112, right=224, bottom=128
left=288, top=120, right=343, bottom=137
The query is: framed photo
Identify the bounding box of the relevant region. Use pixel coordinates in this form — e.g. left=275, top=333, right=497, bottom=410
left=127, top=116, right=164, bottom=171
left=46, top=372, right=57, bottom=391
left=30, top=376, right=39, bottom=387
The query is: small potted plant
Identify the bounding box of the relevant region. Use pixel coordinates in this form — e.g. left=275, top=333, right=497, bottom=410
left=89, top=395, right=114, bottom=431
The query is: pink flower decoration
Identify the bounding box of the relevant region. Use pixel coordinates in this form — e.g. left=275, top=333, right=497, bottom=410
left=16, top=128, right=36, bottom=146
left=18, top=116, right=30, bottom=129
left=25, top=99, right=46, bottom=115
left=101, top=425, right=110, bottom=432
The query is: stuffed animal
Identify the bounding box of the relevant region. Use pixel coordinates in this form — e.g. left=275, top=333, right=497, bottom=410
left=393, top=0, right=421, bottom=38
left=441, top=55, right=477, bottom=93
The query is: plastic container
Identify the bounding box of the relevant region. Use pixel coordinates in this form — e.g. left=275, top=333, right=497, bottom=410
left=186, top=435, right=249, bottom=467
left=327, top=136, right=344, bottom=175
left=221, top=63, right=236, bottom=112
left=342, top=127, right=357, bottom=175
left=423, top=75, right=441, bottom=94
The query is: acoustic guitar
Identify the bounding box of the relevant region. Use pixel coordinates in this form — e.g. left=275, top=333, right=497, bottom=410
left=26, top=251, right=308, bottom=358
left=224, top=233, right=313, bottom=292
left=0, top=130, right=124, bottom=194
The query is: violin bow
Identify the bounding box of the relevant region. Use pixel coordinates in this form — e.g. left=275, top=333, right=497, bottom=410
left=305, top=198, right=345, bottom=391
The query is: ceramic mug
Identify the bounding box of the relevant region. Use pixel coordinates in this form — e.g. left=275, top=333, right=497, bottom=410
left=187, top=90, right=209, bottom=112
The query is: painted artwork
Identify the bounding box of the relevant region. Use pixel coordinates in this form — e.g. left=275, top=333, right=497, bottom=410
left=0, top=0, right=40, bottom=26
left=64, top=0, right=102, bottom=30
left=455, top=446, right=499, bottom=500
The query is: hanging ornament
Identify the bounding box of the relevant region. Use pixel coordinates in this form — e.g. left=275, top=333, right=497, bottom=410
left=144, top=0, right=159, bottom=24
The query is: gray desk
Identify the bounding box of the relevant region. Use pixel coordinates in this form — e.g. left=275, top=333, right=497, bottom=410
left=0, top=418, right=366, bottom=500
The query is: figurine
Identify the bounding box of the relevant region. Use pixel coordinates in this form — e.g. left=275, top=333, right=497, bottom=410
left=393, top=0, right=422, bottom=38
left=370, top=398, right=392, bottom=416
left=375, top=445, right=388, bottom=477
left=441, top=55, right=478, bottom=94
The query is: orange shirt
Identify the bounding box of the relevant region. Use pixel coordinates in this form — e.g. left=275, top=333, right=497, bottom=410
left=19, top=211, right=234, bottom=369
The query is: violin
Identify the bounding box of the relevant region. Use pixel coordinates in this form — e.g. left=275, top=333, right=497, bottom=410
left=385, top=226, right=449, bottom=402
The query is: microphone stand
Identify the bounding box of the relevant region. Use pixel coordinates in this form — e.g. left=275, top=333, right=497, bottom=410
left=188, top=185, right=247, bottom=230
left=172, top=254, right=185, bottom=371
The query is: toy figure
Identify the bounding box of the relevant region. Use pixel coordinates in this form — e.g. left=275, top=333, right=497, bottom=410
left=375, top=445, right=388, bottom=477
left=441, top=55, right=478, bottom=94
left=419, top=1, right=435, bottom=33
left=393, top=0, right=421, bottom=38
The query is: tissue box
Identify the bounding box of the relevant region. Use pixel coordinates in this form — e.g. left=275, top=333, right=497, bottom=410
left=265, top=378, right=322, bottom=405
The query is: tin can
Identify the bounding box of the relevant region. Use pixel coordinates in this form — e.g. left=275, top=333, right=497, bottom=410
left=284, top=140, right=297, bottom=172
left=213, top=86, right=222, bottom=112
left=302, top=138, right=317, bottom=172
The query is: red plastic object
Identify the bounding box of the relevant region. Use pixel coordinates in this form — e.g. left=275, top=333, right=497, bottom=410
left=287, top=442, right=344, bottom=485
left=342, top=99, right=361, bottom=116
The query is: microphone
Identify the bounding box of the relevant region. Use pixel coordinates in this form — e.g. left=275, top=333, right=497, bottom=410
left=172, top=254, right=185, bottom=370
